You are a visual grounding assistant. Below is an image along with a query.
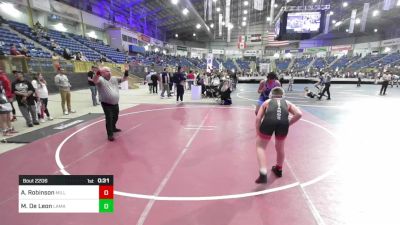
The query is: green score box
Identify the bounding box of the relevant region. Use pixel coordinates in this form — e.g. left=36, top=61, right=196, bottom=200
left=99, top=199, right=114, bottom=213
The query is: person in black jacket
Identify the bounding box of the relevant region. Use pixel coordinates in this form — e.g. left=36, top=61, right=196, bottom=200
left=220, top=80, right=232, bottom=105
left=174, top=66, right=186, bottom=103
left=11, top=71, right=39, bottom=127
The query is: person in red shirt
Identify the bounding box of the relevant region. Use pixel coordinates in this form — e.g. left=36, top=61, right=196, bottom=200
left=186, top=70, right=195, bottom=90
left=0, top=70, right=17, bottom=136
left=9, top=44, right=21, bottom=56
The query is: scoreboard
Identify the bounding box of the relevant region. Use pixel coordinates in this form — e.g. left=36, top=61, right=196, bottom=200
left=19, top=175, right=113, bottom=213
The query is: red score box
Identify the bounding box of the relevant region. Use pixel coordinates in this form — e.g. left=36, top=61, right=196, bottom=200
left=99, top=185, right=114, bottom=199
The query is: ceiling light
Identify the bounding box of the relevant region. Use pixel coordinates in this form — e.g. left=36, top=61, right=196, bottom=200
left=171, top=0, right=179, bottom=5
left=213, top=0, right=217, bottom=2
left=210, top=23, right=214, bottom=28
left=243, top=17, right=247, bottom=21
left=87, top=31, right=97, bottom=39
left=243, top=10, right=248, bottom=14
left=144, top=45, right=149, bottom=51
left=196, top=23, right=201, bottom=29
left=374, top=28, right=378, bottom=32
left=242, top=21, right=246, bottom=26
left=162, top=50, right=167, bottom=54
left=312, top=0, right=317, bottom=3
left=228, top=23, right=234, bottom=29
left=334, top=21, right=342, bottom=27
left=193, top=33, right=196, bottom=36
left=0, top=2, right=22, bottom=18
left=332, top=20, right=337, bottom=24
left=274, top=4, right=278, bottom=8
left=182, top=8, right=189, bottom=15
left=222, top=21, right=225, bottom=26
left=216, top=7, right=221, bottom=12
left=329, top=11, right=334, bottom=15
left=342, top=2, right=348, bottom=7
left=53, top=23, right=67, bottom=32
left=154, top=48, right=159, bottom=52
left=372, top=10, right=379, bottom=17
left=266, top=17, right=271, bottom=21
left=244, top=1, right=249, bottom=6
left=175, top=33, right=178, bottom=38
left=397, top=0, right=400, bottom=6
left=355, top=18, right=361, bottom=24
left=345, top=29, right=349, bottom=32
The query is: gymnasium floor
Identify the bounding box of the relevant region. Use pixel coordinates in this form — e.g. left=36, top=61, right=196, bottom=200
left=1, top=83, right=399, bottom=225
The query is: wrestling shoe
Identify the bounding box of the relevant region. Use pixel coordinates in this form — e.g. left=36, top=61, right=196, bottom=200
left=255, top=173, right=267, bottom=184
left=271, top=166, right=283, bottom=177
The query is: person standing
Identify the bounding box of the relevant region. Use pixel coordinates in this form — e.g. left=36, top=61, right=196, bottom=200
left=357, top=73, right=362, bottom=87
left=11, top=71, right=39, bottom=127
left=287, top=74, right=294, bottom=92
left=0, top=70, right=17, bottom=136
left=31, top=73, right=53, bottom=122
left=151, top=71, right=159, bottom=94
left=255, top=87, right=302, bottom=183
left=54, top=68, right=75, bottom=115
left=174, top=66, right=186, bottom=103
left=255, top=72, right=281, bottom=115
left=160, top=68, right=171, bottom=98
left=380, top=72, right=390, bottom=95
left=318, top=73, right=331, bottom=100
left=93, top=67, right=128, bottom=141
left=88, top=66, right=99, bottom=106
left=187, top=70, right=195, bottom=90
left=145, top=70, right=154, bottom=94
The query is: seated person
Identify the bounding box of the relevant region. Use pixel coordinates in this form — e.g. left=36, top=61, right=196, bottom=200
left=220, top=80, right=232, bottom=105
left=9, top=44, right=21, bottom=56
left=75, top=52, right=82, bottom=61
left=20, top=47, right=30, bottom=57
left=304, top=87, right=317, bottom=98
left=63, top=48, right=73, bottom=60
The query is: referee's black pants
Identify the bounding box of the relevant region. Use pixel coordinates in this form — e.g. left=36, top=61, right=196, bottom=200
left=176, top=84, right=184, bottom=101
left=380, top=81, right=389, bottom=95
left=319, top=83, right=331, bottom=99
left=101, top=102, right=119, bottom=137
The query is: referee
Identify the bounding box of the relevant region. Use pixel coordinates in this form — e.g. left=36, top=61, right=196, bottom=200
left=93, top=67, right=129, bottom=141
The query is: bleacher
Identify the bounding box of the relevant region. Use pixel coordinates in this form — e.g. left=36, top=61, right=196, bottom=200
left=369, top=52, right=400, bottom=67
left=46, top=29, right=101, bottom=62
left=223, top=59, right=236, bottom=71
left=236, top=59, right=250, bottom=70
left=256, top=58, right=270, bottom=64
left=0, top=26, right=51, bottom=58
left=275, top=59, right=291, bottom=71
left=71, top=34, right=126, bottom=63
left=313, top=56, right=336, bottom=69
left=292, top=57, right=313, bottom=70
left=349, top=54, right=386, bottom=70
left=330, top=55, right=360, bottom=70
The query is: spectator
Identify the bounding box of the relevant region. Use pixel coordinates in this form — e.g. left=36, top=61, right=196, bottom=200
left=11, top=71, right=39, bottom=127
left=31, top=73, right=53, bottom=122
left=9, top=44, right=21, bottom=56
left=187, top=70, right=195, bottom=90
left=220, top=80, right=232, bottom=105
left=0, top=70, right=17, bottom=136
left=63, top=48, right=73, bottom=60
left=54, top=68, right=76, bottom=115
left=151, top=71, right=159, bottom=94
left=160, top=68, right=171, bottom=98
left=87, top=66, right=99, bottom=106
left=173, top=66, right=186, bottom=103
